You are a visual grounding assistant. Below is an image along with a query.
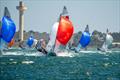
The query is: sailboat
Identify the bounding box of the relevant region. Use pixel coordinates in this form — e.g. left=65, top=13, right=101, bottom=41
left=75, top=25, right=91, bottom=52
left=46, top=6, right=74, bottom=56
left=0, top=7, right=16, bottom=54
left=97, top=29, right=113, bottom=52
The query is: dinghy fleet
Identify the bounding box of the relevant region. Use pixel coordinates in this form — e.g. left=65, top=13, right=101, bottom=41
left=0, top=6, right=115, bottom=56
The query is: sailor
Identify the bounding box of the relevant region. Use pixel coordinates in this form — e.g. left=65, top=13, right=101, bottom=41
left=35, top=39, right=48, bottom=55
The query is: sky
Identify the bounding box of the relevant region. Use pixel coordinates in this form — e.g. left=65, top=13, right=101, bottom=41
left=0, top=0, right=120, bottom=33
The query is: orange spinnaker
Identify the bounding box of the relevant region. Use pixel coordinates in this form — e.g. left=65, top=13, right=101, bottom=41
left=57, top=16, right=74, bottom=45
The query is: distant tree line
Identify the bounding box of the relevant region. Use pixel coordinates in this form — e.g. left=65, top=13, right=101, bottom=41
left=14, top=30, right=120, bottom=47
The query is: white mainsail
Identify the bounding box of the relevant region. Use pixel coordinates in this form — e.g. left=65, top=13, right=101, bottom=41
left=46, top=22, right=59, bottom=52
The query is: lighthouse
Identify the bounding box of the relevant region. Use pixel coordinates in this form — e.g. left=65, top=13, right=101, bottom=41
left=16, top=1, right=27, bottom=42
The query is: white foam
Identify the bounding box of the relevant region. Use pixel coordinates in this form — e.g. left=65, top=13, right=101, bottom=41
left=3, top=52, right=24, bottom=56
left=22, top=61, right=34, bottom=64
left=56, top=50, right=78, bottom=57
left=0, top=48, right=120, bottom=57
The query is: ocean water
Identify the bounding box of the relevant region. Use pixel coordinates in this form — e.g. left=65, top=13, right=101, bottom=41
left=0, top=48, right=120, bottom=80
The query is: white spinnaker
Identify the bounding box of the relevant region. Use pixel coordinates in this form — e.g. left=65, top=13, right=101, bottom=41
left=46, top=22, right=59, bottom=52
left=102, top=34, right=113, bottom=50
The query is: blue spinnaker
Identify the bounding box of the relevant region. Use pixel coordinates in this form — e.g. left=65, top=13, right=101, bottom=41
left=80, top=32, right=91, bottom=47
left=1, top=16, right=16, bottom=43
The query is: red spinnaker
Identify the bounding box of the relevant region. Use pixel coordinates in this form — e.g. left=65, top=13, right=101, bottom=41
left=57, top=16, right=74, bottom=45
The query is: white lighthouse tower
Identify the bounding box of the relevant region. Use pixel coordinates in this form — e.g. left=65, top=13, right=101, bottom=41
left=16, top=1, right=27, bottom=42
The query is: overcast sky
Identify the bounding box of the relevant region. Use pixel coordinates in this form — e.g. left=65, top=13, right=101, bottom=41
left=0, top=0, right=120, bottom=33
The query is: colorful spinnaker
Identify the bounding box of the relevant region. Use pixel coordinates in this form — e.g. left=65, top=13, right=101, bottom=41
left=80, top=32, right=91, bottom=47
left=1, top=16, right=16, bottom=43
left=57, top=16, right=74, bottom=45
left=27, top=36, right=34, bottom=47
